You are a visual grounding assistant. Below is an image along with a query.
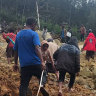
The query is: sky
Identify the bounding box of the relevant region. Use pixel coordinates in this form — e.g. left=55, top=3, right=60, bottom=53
left=87, top=0, right=96, bottom=3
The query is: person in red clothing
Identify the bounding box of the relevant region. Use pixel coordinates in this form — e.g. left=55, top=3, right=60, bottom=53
left=2, top=29, right=16, bottom=64
left=82, top=29, right=96, bottom=61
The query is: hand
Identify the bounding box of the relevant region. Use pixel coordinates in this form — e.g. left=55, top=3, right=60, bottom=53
left=13, top=65, right=19, bottom=72
left=52, top=65, right=56, bottom=72
left=81, top=48, right=83, bottom=52
left=76, top=72, right=79, bottom=76
left=41, top=62, right=46, bottom=70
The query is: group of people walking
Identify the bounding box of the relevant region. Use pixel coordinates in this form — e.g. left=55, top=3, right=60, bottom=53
left=2, top=17, right=96, bottom=96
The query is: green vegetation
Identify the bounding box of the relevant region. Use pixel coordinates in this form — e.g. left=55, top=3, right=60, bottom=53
left=0, top=0, right=96, bottom=36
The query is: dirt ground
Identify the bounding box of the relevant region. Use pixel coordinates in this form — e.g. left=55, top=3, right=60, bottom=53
left=0, top=35, right=96, bottom=96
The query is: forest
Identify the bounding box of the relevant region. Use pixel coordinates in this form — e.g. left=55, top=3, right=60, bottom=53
left=0, top=0, right=96, bottom=36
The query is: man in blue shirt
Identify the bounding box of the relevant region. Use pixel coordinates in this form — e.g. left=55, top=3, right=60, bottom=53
left=61, top=25, right=67, bottom=43
left=13, top=17, right=45, bottom=96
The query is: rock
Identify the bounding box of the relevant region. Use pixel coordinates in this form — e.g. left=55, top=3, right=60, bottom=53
left=80, top=62, right=86, bottom=67
left=48, top=81, right=53, bottom=85
left=76, top=77, right=87, bottom=85
left=80, top=67, right=92, bottom=78
left=88, top=82, right=94, bottom=89
left=93, top=78, right=96, bottom=89
left=92, top=90, right=96, bottom=94
left=0, top=35, right=96, bottom=96
left=92, top=67, right=96, bottom=78
left=84, top=85, right=90, bottom=89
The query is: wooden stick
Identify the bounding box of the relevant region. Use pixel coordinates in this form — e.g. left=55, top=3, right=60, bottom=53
left=36, top=70, right=44, bottom=96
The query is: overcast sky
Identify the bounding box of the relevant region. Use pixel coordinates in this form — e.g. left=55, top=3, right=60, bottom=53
left=87, top=0, right=96, bottom=2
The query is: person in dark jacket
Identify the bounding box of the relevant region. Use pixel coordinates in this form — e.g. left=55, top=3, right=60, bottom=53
left=53, top=37, right=80, bottom=96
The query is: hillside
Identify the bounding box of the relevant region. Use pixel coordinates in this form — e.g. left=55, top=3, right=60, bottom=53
left=0, top=34, right=96, bottom=96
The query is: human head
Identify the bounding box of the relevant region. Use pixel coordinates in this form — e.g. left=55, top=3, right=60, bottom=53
left=89, top=29, right=92, bottom=33
left=16, top=27, right=21, bottom=34
left=88, top=32, right=95, bottom=38
left=62, top=25, right=65, bottom=29
left=68, top=36, right=79, bottom=49
left=1, top=30, right=4, bottom=33
left=68, top=26, right=71, bottom=29
left=41, top=40, right=49, bottom=51
left=81, top=24, right=84, bottom=27
left=44, top=26, right=47, bottom=29
left=17, top=27, right=21, bottom=31
left=26, top=17, right=37, bottom=31
left=9, top=29, right=14, bottom=33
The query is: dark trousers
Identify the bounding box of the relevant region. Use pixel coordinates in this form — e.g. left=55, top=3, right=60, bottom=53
left=19, top=65, right=42, bottom=96
left=61, top=37, right=66, bottom=43
left=80, top=34, right=84, bottom=41
left=66, top=36, right=70, bottom=43
left=86, top=51, right=95, bottom=61
left=6, top=46, right=14, bottom=58
left=59, top=70, right=76, bottom=88
left=42, top=70, right=48, bottom=86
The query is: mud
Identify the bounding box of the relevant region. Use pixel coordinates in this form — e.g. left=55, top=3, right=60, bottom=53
left=0, top=35, right=96, bottom=96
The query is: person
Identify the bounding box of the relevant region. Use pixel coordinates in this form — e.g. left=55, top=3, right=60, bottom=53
left=2, top=29, right=16, bottom=64
left=47, top=39, right=59, bottom=80
left=60, top=25, right=67, bottom=43
left=41, top=40, right=58, bottom=86
left=81, top=29, right=96, bottom=61
left=47, top=38, right=59, bottom=58
left=66, top=27, right=72, bottom=43
left=16, top=27, right=21, bottom=34
left=42, top=26, right=47, bottom=40
left=80, top=24, right=86, bottom=41
left=53, top=37, right=80, bottom=96
left=13, top=17, right=46, bottom=96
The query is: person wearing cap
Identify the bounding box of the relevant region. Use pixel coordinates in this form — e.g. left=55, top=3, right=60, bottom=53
left=41, top=40, right=59, bottom=86
left=82, top=29, right=96, bottom=61
left=53, top=37, right=80, bottom=96
left=47, top=38, right=59, bottom=60
left=13, top=17, right=45, bottom=96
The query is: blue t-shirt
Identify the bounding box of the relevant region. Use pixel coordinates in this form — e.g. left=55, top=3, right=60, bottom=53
left=14, top=29, right=41, bottom=67
left=61, top=30, right=64, bottom=38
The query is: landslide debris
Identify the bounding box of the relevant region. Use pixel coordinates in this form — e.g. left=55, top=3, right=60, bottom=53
left=0, top=35, right=96, bottom=96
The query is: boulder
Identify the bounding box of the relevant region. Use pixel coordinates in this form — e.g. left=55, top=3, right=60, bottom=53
left=80, top=67, right=92, bottom=78
left=92, top=67, right=96, bottom=78
left=76, top=77, right=87, bottom=85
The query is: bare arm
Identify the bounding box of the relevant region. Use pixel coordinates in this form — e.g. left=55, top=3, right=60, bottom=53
left=35, top=45, right=43, bottom=62
left=82, top=43, right=86, bottom=49
left=47, top=50, right=54, bottom=66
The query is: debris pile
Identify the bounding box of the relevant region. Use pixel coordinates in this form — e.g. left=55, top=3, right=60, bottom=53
left=0, top=35, right=96, bottom=96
